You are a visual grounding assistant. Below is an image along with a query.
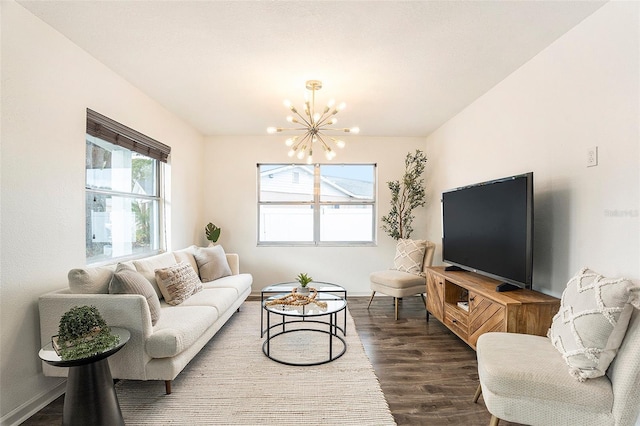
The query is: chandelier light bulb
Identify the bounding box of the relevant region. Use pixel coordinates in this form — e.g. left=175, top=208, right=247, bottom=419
left=283, top=100, right=292, bottom=108
left=337, top=102, right=346, bottom=111
left=297, top=151, right=305, bottom=160
left=286, top=116, right=294, bottom=123
left=313, top=112, right=320, bottom=123
left=285, top=138, right=295, bottom=146
left=267, top=127, right=277, bottom=134
left=327, top=99, right=335, bottom=108
left=349, top=127, right=360, bottom=134
left=329, top=118, right=337, bottom=125
left=336, top=140, right=346, bottom=148
left=307, top=154, right=313, bottom=164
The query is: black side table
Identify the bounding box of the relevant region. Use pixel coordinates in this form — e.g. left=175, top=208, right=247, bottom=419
left=39, top=327, right=130, bottom=426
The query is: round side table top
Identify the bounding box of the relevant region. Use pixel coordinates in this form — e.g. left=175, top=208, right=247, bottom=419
left=39, top=327, right=130, bottom=368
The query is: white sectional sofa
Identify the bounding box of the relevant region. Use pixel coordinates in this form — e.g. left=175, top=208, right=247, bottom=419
left=38, top=246, right=252, bottom=394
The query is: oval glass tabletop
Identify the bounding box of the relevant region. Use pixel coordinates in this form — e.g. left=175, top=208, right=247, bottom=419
left=264, top=293, right=346, bottom=317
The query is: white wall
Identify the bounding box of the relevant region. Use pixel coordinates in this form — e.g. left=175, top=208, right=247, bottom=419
left=203, top=136, right=427, bottom=295
left=0, top=1, right=205, bottom=423
left=425, top=1, right=639, bottom=297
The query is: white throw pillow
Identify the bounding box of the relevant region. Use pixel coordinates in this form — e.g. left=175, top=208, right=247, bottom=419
left=193, top=245, right=232, bottom=282
left=155, top=261, right=203, bottom=306
left=548, top=267, right=640, bottom=381
left=392, top=239, right=428, bottom=276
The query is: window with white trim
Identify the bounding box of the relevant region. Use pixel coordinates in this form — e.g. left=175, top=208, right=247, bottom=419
left=258, top=163, right=376, bottom=245
left=85, top=109, right=170, bottom=263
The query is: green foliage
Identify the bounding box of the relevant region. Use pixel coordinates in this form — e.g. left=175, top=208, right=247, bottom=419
left=381, top=150, right=427, bottom=240
left=205, top=223, right=221, bottom=243
left=56, top=305, right=119, bottom=361
left=296, top=273, right=313, bottom=287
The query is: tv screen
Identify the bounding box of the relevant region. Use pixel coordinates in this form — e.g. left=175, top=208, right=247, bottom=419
left=441, top=172, right=533, bottom=290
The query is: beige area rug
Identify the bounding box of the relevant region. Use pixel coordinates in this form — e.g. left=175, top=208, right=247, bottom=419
left=115, top=301, right=396, bottom=425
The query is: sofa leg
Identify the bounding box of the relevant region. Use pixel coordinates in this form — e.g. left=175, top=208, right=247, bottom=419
left=165, top=380, right=172, bottom=395
left=489, top=415, right=500, bottom=426
left=395, top=298, right=399, bottom=320
left=367, top=291, right=376, bottom=309
left=473, top=384, right=482, bottom=403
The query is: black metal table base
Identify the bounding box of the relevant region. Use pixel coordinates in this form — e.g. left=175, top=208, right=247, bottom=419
left=64, top=358, right=124, bottom=426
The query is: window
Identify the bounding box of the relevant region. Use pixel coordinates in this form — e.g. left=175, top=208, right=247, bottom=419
left=258, top=163, right=376, bottom=245
left=85, top=109, right=171, bottom=263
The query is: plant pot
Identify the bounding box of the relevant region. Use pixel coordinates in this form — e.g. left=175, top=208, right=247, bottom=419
left=297, top=286, right=310, bottom=296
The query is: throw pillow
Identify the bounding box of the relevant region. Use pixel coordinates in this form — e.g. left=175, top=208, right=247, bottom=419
left=109, top=263, right=161, bottom=326
left=155, top=261, right=203, bottom=305
left=392, top=239, right=428, bottom=276
left=548, top=267, right=640, bottom=381
left=193, top=245, right=232, bottom=283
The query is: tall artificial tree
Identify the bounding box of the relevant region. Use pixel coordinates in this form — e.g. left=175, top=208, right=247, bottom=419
left=381, top=150, right=427, bottom=240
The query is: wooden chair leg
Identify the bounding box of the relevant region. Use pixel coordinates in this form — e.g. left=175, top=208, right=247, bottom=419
left=473, top=384, right=482, bottom=403
left=489, top=415, right=500, bottom=426
left=367, top=291, right=376, bottom=309
left=165, top=380, right=172, bottom=395
left=395, top=297, right=399, bottom=320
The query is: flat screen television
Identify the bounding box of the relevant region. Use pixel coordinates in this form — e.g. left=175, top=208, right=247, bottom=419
left=441, top=172, right=534, bottom=291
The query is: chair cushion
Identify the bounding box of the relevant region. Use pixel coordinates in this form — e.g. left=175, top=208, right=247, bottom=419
left=477, top=332, right=614, bottom=414
left=392, top=239, right=428, bottom=276
left=547, top=267, right=640, bottom=381
left=155, top=261, right=203, bottom=306
left=371, top=269, right=426, bottom=288
left=109, top=263, right=161, bottom=325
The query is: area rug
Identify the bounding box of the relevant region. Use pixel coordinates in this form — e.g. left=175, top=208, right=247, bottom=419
left=115, top=301, right=396, bottom=425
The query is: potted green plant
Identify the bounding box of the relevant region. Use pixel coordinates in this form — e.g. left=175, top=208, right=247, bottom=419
left=205, top=222, right=221, bottom=246
left=381, top=149, right=427, bottom=240
left=53, top=305, right=119, bottom=361
left=295, top=273, right=313, bottom=295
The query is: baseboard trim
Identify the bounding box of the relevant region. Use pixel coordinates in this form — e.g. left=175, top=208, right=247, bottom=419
left=0, top=380, right=65, bottom=426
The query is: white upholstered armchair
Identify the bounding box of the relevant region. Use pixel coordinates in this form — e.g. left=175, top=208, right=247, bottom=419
left=368, top=240, right=435, bottom=320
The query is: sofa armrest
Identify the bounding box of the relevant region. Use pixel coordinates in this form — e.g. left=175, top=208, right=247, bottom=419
left=38, top=288, right=153, bottom=380
left=226, top=253, right=240, bottom=275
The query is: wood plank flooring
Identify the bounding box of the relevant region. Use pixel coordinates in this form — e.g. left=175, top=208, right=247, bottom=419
left=22, top=296, right=519, bottom=425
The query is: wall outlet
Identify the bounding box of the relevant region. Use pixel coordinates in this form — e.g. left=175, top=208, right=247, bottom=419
left=587, top=146, right=598, bottom=167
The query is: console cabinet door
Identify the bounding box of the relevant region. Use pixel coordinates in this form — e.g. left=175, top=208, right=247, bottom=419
left=468, top=292, right=505, bottom=348
left=426, top=274, right=444, bottom=321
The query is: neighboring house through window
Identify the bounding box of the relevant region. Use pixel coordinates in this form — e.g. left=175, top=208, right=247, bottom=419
left=85, top=109, right=171, bottom=263
left=258, top=163, right=376, bottom=245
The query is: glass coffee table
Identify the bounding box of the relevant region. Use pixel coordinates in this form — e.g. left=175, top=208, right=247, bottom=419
left=260, top=281, right=347, bottom=337
left=262, top=292, right=347, bottom=366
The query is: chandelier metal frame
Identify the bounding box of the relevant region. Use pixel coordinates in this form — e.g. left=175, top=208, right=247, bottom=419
left=267, top=80, right=359, bottom=163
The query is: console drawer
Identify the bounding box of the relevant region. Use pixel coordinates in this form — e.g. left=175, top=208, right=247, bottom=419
left=444, top=305, right=468, bottom=339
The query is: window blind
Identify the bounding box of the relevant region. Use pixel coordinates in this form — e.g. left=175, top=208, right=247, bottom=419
left=86, top=108, right=171, bottom=163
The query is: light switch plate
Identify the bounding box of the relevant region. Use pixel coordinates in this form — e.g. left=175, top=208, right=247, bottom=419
left=587, top=146, right=598, bottom=167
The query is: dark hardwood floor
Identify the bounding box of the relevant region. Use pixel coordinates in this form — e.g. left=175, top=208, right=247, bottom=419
left=23, top=296, right=518, bottom=425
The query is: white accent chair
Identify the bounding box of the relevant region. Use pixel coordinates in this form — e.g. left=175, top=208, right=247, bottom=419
left=368, top=240, right=435, bottom=320
left=473, top=307, right=640, bottom=425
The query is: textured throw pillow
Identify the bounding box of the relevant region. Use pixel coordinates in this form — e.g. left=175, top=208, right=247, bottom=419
left=68, top=265, right=116, bottom=294
left=155, top=261, right=203, bottom=305
left=109, top=263, right=161, bottom=326
left=193, top=245, right=232, bottom=283
left=548, top=267, right=640, bottom=381
left=392, top=239, right=428, bottom=276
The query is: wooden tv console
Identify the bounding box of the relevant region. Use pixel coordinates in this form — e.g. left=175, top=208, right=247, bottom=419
left=425, top=266, right=560, bottom=350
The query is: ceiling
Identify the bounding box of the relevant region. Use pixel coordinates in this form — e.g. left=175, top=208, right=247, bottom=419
left=18, top=1, right=606, bottom=137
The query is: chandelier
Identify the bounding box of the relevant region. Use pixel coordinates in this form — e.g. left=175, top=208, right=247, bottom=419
left=267, top=80, right=359, bottom=163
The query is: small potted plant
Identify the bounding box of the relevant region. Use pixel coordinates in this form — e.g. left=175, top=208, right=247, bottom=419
left=205, top=222, right=221, bottom=246
left=296, top=273, right=313, bottom=295
left=53, top=305, right=119, bottom=361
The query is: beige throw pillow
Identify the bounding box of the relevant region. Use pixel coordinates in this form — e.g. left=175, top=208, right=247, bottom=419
left=109, top=263, right=161, bottom=325
left=155, top=262, right=203, bottom=305
left=548, top=267, right=640, bottom=381
left=194, top=245, right=232, bottom=283
left=392, top=239, right=428, bottom=276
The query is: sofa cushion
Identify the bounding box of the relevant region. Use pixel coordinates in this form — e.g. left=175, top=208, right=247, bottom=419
left=193, top=245, right=232, bottom=282
left=548, top=267, right=640, bottom=381
left=178, top=287, right=239, bottom=316
left=155, top=262, right=203, bottom=306
left=68, top=265, right=116, bottom=294
left=146, top=305, right=218, bottom=358
left=392, top=239, right=428, bottom=277
left=202, top=273, right=253, bottom=297
left=109, top=263, right=161, bottom=326
left=133, top=252, right=177, bottom=299
left=173, top=245, right=199, bottom=276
